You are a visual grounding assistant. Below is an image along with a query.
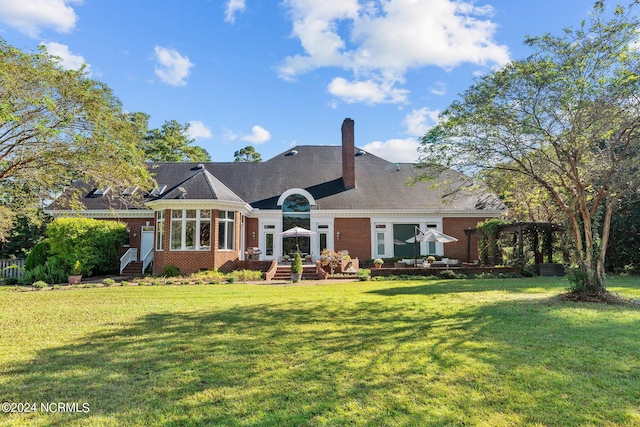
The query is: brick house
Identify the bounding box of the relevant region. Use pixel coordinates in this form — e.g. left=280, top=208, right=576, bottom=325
left=47, top=118, right=505, bottom=275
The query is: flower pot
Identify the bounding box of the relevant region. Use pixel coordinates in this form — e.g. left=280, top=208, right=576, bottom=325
left=374, top=264, right=382, bottom=269
left=68, top=275, right=82, bottom=285
left=290, top=273, right=302, bottom=283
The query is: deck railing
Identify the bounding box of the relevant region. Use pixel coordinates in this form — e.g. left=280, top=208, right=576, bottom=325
left=120, top=248, right=138, bottom=274
left=141, top=248, right=154, bottom=275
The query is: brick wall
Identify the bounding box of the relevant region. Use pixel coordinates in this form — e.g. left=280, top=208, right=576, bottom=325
left=341, top=118, right=355, bottom=189
left=443, top=217, right=493, bottom=262
left=152, top=209, right=241, bottom=275
left=334, top=217, right=371, bottom=260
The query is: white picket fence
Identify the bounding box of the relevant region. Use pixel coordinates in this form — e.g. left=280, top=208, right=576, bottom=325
left=1, top=259, right=25, bottom=279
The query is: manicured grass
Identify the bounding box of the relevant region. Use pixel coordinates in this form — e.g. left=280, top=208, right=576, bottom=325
left=0, top=276, right=639, bottom=426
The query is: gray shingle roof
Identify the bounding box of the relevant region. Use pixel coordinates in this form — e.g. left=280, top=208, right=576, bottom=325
left=159, top=166, right=245, bottom=203
left=49, top=145, right=505, bottom=212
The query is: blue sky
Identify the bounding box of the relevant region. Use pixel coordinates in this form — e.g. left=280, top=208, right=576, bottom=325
left=0, top=0, right=604, bottom=163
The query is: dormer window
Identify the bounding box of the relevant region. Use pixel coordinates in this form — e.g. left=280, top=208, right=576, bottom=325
left=88, top=187, right=110, bottom=198
left=122, top=186, right=138, bottom=196
left=150, top=185, right=167, bottom=196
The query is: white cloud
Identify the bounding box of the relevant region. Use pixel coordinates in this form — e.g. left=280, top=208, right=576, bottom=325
left=222, top=129, right=238, bottom=142
left=0, top=0, right=81, bottom=37
left=153, top=46, right=194, bottom=87
left=187, top=121, right=212, bottom=139
left=430, top=81, right=447, bottom=96
left=402, top=108, right=439, bottom=136
left=278, top=0, right=510, bottom=105
left=361, top=138, right=421, bottom=163
left=328, top=77, right=408, bottom=104
left=240, top=125, right=271, bottom=144
left=224, top=0, right=246, bottom=23
left=41, top=41, right=90, bottom=75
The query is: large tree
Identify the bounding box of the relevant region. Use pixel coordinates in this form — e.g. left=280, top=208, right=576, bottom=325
left=418, top=2, right=640, bottom=293
left=233, top=145, right=262, bottom=163
left=142, top=119, right=210, bottom=162
left=0, top=39, right=151, bottom=240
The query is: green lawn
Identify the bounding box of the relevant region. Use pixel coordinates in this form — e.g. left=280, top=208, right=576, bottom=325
left=1, top=277, right=639, bottom=426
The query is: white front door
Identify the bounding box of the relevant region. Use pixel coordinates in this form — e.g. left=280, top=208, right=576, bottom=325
left=263, top=231, right=275, bottom=260
left=141, top=226, right=154, bottom=259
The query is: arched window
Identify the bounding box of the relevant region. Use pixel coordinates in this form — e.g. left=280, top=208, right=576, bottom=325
left=282, top=194, right=311, bottom=255
left=283, top=194, right=310, bottom=213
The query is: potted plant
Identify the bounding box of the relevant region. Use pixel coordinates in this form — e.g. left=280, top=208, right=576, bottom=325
left=427, top=256, right=436, bottom=265
left=290, top=252, right=303, bottom=283
left=68, top=260, right=83, bottom=285
left=373, top=258, right=384, bottom=268
left=320, top=249, right=340, bottom=274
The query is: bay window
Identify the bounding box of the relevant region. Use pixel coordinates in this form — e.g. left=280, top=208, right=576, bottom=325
left=156, top=210, right=165, bottom=251
left=170, top=209, right=211, bottom=250
left=218, top=211, right=235, bottom=250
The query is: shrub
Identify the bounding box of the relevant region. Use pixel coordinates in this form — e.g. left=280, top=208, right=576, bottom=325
left=231, top=269, right=263, bottom=283
left=358, top=268, right=371, bottom=281
left=120, top=281, right=129, bottom=286
left=46, top=218, right=128, bottom=277
left=102, top=278, right=116, bottom=286
left=439, top=270, right=458, bottom=279
left=162, top=264, right=180, bottom=277
left=19, top=256, right=67, bottom=285
left=566, top=266, right=590, bottom=292
left=194, top=269, right=225, bottom=279
left=32, top=280, right=47, bottom=289
left=71, top=260, right=82, bottom=275
left=24, top=240, right=51, bottom=271
left=3, top=277, right=19, bottom=286
left=291, top=252, right=303, bottom=274
left=226, top=276, right=236, bottom=284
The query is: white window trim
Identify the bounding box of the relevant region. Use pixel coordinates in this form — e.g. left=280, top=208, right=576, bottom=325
left=156, top=211, right=165, bottom=251
left=218, top=211, right=235, bottom=251
left=277, top=188, right=317, bottom=207
left=170, top=209, right=211, bottom=251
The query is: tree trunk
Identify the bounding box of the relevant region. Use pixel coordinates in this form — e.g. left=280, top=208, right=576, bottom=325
left=577, top=218, right=608, bottom=293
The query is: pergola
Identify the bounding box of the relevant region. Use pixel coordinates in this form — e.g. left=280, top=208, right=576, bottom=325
left=463, top=222, right=564, bottom=265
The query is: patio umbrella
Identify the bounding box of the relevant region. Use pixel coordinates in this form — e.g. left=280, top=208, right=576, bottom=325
left=406, top=229, right=458, bottom=266
left=405, top=229, right=458, bottom=243
left=279, top=226, right=317, bottom=252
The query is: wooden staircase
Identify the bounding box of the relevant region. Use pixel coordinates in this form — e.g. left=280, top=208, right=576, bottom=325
left=121, top=261, right=143, bottom=277
left=272, top=264, right=321, bottom=281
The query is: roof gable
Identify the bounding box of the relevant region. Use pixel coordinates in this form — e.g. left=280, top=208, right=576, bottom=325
left=158, top=166, right=244, bottom=203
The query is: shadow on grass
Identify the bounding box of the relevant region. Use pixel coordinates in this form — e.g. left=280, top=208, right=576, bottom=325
left=366, top=277, right=562, bottom=296
left=2, top=294, right=640, bottom=426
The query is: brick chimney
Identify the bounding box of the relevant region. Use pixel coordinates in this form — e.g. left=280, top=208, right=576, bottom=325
left=341, top=118, right=355, bottom=189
